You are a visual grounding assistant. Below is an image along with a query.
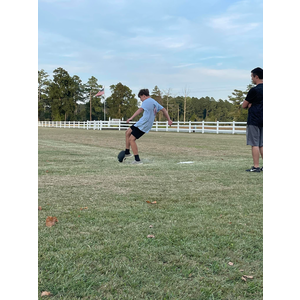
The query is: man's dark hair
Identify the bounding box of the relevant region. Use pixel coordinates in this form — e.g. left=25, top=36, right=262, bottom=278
left=251, top=67, right=263, bottom=79
left=138, top=89, right=149, bottom=97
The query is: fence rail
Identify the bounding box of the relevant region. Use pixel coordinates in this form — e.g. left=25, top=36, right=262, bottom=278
left=38, top=120, right=247, bottom=134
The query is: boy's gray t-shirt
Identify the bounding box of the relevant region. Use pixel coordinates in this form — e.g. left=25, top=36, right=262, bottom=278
left=135, top=98, right=163, bottom=133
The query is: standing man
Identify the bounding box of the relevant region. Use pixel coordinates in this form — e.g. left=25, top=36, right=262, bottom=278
left=123, top=88, right=173, bottom=164
left=242, top=67, right=263, bottom=172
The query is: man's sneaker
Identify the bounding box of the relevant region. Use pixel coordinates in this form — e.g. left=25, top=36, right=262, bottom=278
left=125, top=153, right=133, bottom=158
left=260, top=166, right=263, bottom=172
left=132, top=160, right=143, bottom=165
left=246, top=166, right=261, bottom=172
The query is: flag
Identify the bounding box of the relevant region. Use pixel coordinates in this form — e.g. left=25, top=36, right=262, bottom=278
left=95, top=88, right=104, bottom=97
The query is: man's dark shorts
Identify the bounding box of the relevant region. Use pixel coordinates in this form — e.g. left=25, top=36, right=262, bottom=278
left=130, top=125, right=145, bottom=139
left=246, top=125, right=263, bottom=147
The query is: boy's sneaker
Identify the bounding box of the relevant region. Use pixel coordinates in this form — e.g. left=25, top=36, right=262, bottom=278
left=125, top=153, right=133, bottom=158
left=246, top=166, right=261, bottom=172
left=132, top=160, right=143, bottom=165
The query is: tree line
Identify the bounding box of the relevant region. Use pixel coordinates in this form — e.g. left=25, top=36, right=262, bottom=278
left=38, top=67, right=253, bottom=122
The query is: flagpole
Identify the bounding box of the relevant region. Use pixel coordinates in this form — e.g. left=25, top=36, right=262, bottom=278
left=103, top=86, right=106, bottom=121
left=90, top=90, right=92, bottom=121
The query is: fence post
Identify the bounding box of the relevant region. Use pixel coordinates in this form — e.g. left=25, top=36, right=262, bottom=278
left=156, top=121, right=158, bottom=132
left=189, top=121, right=191, bottom=133
left=232, top=121, right=235, bottom=134
left=202, top=120, right=204, bottom=134
left=119, top=119, right=121, bottom=131
left=177, top=121, right=180, bottom=132
left=216, top=121, right=219, bottom=134
left=166, top=121, right=168, bottom=132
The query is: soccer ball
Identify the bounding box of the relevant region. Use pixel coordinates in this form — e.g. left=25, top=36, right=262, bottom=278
left=118, top=150, right=126, bottom=162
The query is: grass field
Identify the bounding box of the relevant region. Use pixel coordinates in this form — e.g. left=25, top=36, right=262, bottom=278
left=38, top=128, right=263, bottom=299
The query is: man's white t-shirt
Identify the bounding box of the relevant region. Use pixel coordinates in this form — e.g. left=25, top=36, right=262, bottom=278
left=135, top=98, right=164, bottom=133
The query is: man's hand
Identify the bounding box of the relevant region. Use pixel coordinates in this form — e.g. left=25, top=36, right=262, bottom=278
left=168, top=120, right=173, bottom=126
left=126, top=118, right=132, bottom=123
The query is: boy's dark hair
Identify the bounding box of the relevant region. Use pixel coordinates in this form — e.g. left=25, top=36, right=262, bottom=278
left=138, top=89, right=149, bottom=97
left=251, top=67, right=263, bottom=79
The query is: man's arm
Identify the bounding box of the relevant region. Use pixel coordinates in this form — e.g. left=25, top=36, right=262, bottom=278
left=160, top=108, right=173, bottom=126
left=126, top=107, right=144, bottom=123
left=243, top=88, right=255, bottom=109
left=242, top=100, right=252, bottom=109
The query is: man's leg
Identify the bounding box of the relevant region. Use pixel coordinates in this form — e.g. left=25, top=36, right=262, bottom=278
left=259, top=146, right=263, bottom=159
left=259, top=146, right=263, bottom=171
left=252, top=146, right=260, bottom=168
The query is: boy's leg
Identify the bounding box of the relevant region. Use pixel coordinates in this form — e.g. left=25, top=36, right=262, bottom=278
left=129, top=135, right=138, bottom=155
left=127, top=125, right=144, bottom=162
left=125, top=128, right=132, bottom=152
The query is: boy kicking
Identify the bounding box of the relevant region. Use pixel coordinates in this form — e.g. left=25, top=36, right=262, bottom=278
left=124, top=88, right=172, bottom=164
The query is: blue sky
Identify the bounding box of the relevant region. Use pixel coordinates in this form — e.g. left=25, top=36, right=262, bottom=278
left=38, top=0, right=263, bottom=100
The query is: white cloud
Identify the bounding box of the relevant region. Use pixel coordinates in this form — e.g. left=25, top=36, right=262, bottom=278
left=128, top=35, right=187, bottom=50
left=206, top=0, right=262, bottom=35
left=173, top=63, right=199, bottom=69
left=128, top=27, right=154, bottom=34
left=208, top=14, right=260, bottom=34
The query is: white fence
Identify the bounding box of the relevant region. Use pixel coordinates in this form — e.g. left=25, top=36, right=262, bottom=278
left=38, top=120, right=247, bottom=134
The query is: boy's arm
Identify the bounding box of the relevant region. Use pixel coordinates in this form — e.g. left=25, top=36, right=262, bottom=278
left=126, top=107, right=144, bottom=123
left=161, top=108, right=173, bottom=126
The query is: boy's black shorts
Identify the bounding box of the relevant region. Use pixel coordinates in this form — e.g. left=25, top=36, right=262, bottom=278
left=130, top=125, right=145, bottom=139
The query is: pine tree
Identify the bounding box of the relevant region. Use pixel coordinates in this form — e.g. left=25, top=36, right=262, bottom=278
left=228, top=89, right=248, bottom=121
left=38, top=69, right=51, bottom=120
left=105, top=83, right=138, bottom=119
left=84, top=76, right=102, bottom=120
left=48, top=67, right=76, bottom=121
left=151, top=86, right=164, bottom=121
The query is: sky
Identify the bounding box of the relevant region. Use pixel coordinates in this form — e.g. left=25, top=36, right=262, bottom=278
left=38, top=0, right=263, bottom=101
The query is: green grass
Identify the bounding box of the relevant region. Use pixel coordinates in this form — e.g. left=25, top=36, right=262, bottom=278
left=38, top=128, right=263, bottom=299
